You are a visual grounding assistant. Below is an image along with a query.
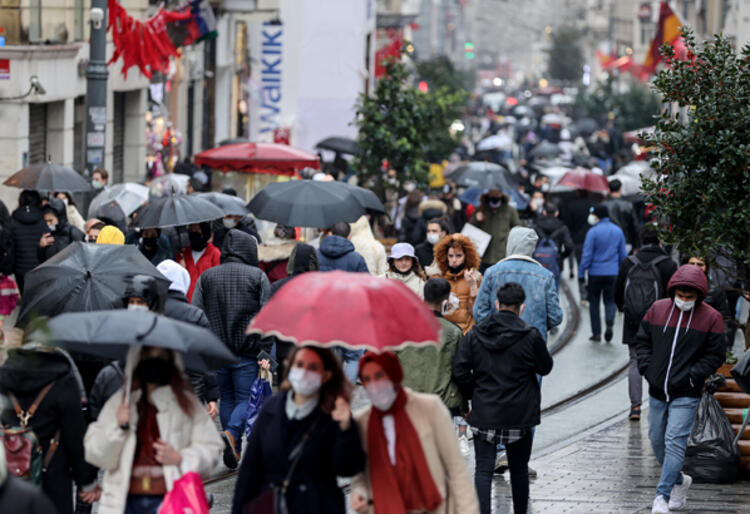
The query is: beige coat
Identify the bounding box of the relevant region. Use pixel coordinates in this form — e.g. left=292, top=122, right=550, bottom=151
left=383, top=269, right=425, bottom=299
left=350, top=216, right=388, bottom=276
left=351, top=389, right=479, bottom=514
left=84, top=386, right=223, bottom=514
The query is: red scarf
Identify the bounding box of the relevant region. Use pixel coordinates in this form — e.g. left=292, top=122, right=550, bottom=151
left=367, top=387, right=443, bottom=513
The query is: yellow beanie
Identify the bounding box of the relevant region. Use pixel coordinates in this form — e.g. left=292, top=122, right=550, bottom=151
left=96, top=225, right=125, bottom=245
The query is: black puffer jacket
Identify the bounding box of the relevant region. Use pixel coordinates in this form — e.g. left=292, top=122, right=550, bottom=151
left=37, top=198, right=85, bottom=263
left=6, top=202, right=47, bottom=288
left=603, top=197, right=640, bottom=247
left=192, top=229, right=271, bottom=358
left=452, top=310, right=553, bottom=430
left=212, top=215, right=261, bottom=253
left=163, top=290, right=219, bottom=402
left=88, top=360, right=124, bottom=421
left=0, top=349, right=97, bottom=514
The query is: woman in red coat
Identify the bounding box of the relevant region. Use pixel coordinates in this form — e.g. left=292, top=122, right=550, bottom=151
left=176, top=222, right=221, bottom=301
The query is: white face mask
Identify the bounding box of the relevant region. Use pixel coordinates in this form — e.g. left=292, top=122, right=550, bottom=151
left=60, top=197, right=69, bottom=206
left=674, top=297, right=696, bottom=312
left=441, top=292, right=460, bottom=315
left=92, top=180, right=104, bottom=190
left=426, top=233, right=441, bottom=245
left=587, top=214, right=599, bottom=226
left=365, top=379, right=398, bottom=411
left=288, top=367, right=323, bottom=397
left=127, top=303, right=149, bottom=311
left=541, top=183, right=550, bottom=192
left=47, top=223, right=57, bottom=232
left=530, top=199, right=543, bottom=211
left=223, top=218, right=238, bottom=229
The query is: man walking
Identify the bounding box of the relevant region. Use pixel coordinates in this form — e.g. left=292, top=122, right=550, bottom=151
left=635, top=265, right=725, bottom=513
left=316, top=221, right=369, bottom=272
left=603, top=178, right=640, bottom=249
left=579, top=204, right=627, bottom=342
left=615, top=224, right=677, bottom=420
left=192, top=230, right=271, bottom=469
left=470, top=190, right=521, bottom=272
left=453, top=282, right=553, bottom=514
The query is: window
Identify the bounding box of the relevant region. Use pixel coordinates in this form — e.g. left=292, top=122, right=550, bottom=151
left=28, top=103, right=47, bottom=163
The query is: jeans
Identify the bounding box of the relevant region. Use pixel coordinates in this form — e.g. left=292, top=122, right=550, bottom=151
left=125, top=494, right=163, bottom=514
left=475, top=431, right=533, bottom=514
left=335, top=347, right=364, bottom=383
left=587, top=275, right=616, bottom=336
left=648, top=395, right=699, bottom=499
left=217, top=357, right=259, bottom=441
left=628, top=345, right=642, bottom=408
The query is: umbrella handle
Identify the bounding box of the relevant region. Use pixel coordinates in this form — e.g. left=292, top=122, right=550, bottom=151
left=136, top=317, right=158, bottom=341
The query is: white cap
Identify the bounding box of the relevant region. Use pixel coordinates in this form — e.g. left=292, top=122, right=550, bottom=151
left=389, top=242, right=416, bottom=260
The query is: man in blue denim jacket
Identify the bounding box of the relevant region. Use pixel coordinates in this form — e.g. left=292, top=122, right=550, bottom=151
left=474, top=227, right=563, bottom=342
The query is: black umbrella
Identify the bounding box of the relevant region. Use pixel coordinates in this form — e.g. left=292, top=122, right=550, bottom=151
left=195, top=192, right=249, bottom=217
left=528, top=140, right=563, bottom=160
left=135, top=194, right=224, bottom=229
left=18, top=242, right=169, bottom=326
left=44, top=310, right=236, bottom=372
left=89, top=200, right=127, bottom=232
left=451, top=162, right=518, bottom=191
left=338, top=183, right=386, bottom=215
left=248, top=180, right=365, bottom=228
left=315, top=137, right=359, bottom=155
left=3, top=162, right=92, bottom=192
left=571, top=117, right=599, bottom=136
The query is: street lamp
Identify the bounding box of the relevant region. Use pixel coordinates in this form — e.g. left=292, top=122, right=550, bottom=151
left=83, top=0, right=109, bottom=177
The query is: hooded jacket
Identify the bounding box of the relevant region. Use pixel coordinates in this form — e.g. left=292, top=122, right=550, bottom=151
left=317, top=235, right=369, bottom=273
left=270, top=243, right=319, bottom=297
left=212, top=215, right=261, bottom=253
left=37, top=198, right=86, bottom=263
left=634, top=265, right=725, bottom=402
left=7, top=201, right=47, bottom=284
left=84, top=346, right=222, bottom=514
left=452, top=310, right=553, bottom=429
left=0, top=348, right=97, bottom=514
left=349, top=216, right=388, bottom=276
left=474, top=227, right=563, bottom=341
left=192, top=229, right=271, bottom=358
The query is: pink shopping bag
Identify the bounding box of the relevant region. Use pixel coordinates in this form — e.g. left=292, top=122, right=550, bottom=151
left=158, top=472, right=210, bottom=514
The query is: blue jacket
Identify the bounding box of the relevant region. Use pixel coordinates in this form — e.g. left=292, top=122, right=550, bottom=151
left=579, top=218, right=627, bottom=278
left=474, top=256, right=563, bottom=342
left=317, top=235, right=369, bottom=273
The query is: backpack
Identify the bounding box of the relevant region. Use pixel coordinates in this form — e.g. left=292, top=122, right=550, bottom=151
left=533, top=226, right=564, bottom=282
left=1, top=381, right=60, bottom=487
left=623, top=254, right=670, bottom=324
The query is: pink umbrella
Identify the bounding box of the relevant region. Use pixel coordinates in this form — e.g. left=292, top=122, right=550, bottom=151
left=557, top=168, right=610, bottom=193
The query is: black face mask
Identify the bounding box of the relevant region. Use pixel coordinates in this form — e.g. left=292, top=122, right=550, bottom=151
left=447, top=262, right=465, bottom=274
left=135, top=358, right=174, bottom=386
left=142, top=237, right=158, bottom=251
left=188, top=231, right=208, bottom=251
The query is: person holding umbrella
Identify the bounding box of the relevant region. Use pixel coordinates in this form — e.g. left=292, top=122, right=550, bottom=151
left=231, top=345, right=366, bottom=514
left=349, top=351, right=478, bottom=514
left=127, top=228, right=173, bottom=266
left=176, top=222, right=221, bottom=302
left=38, top=198, right=85, bottom=263
left=84, top=344, right=223, bottom=514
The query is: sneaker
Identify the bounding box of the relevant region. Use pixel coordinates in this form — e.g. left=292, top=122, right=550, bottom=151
left=652, top=495, right=669, bottom=514
left=589, top=335, right=601, bottom=342
left=604, top=324, right=614, bottom=342
left=527, top=465, right=537, bottom=478
left=221, top=431, right=240, bottom=469
left=494, top=452, right=508, bottom=474
left=669, top=473, right=692, bottom=510
left=629, top=406, right=641, bottom=421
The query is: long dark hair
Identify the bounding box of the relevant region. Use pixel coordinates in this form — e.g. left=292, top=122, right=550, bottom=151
left=388, top=257, right=427, bottom=281
left=131, top=349, right=195, bottom=418
left=281, top=346, right=352, bottom=414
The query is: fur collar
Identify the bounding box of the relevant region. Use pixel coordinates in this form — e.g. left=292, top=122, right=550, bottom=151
left=257, top=240, right=297, bottom=262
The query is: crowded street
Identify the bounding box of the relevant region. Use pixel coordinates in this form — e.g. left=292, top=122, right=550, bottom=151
left=1, top=1, right=750, bottom=514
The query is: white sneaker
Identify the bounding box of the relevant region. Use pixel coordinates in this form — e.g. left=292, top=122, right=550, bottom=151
left=652, top=495, right=669, bottom=514
left=668, top=473, right=692, bottom=510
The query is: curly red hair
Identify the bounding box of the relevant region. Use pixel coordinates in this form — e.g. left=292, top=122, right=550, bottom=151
left=433, top=233, right=480, bottom=273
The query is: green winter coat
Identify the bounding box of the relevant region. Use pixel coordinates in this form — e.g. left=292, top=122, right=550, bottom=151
left=471, top=202, right=521, bottom=266
left=397, top=315, right=465, bottom=411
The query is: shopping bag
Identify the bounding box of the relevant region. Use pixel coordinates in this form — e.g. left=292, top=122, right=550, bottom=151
left=731, top=348, right=750, bottom=394
left=683, top=375, right=740, bottom=483
left=158, top=471, right=209, bottom=514
left=245, top=368, right=273, bottom=440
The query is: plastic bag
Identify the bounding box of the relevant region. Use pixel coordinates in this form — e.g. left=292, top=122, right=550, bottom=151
left=158, top=472, right=209, bottom=514
left=245, top=368, right=273, bottom=440
left=731, top=349, right=750, bottom=394
left=683, top=375, right=739, bottom=483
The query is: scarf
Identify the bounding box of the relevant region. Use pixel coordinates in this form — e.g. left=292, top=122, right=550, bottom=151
left=367, top=387, right=443, bottom=513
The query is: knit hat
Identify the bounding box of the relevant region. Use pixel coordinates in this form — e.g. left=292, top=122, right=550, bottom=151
left=96, top=225, right=125, bottom=245
left=591, top=204, right=609, bottom=219
left=358, top=351, right=404, bottom=384
left=389, top=242, right=416, bottom=260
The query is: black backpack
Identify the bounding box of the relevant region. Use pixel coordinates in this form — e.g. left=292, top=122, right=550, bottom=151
left=623, top=254, right=669, bottom=324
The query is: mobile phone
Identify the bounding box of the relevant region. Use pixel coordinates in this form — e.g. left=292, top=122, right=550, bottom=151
left=257, top=350, right=278, bottom=372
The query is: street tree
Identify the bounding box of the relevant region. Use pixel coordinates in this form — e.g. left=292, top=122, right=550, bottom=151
left=576, top=76, right=660, bottom=131
left=546, top=27, right=584, bottom=82
left=642, top=29, right=750, bottom=324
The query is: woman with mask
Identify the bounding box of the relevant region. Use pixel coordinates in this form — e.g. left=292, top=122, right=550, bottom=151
left=54, top=191, right=86, bottom=232
left=83, top=345, right=223, bottom=514
left=232, top=346, right=365, bottom=514
left=432, top=234, right=482, bottom=334
left=175, top=222, right=220, bottom=301
left=415, top=218, right=450, bottom=272
left=350, top=351, right=478, bottom=514
left=38, top=197, right=86, bottom=263
left=383, top=243, right=427, bottom=299
left=126, top=228, right=173, bottom=266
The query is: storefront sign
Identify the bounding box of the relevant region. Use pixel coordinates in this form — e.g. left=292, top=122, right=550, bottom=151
left=258, top=22, right=283, bottom=135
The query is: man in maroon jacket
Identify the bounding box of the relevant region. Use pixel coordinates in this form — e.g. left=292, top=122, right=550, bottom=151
left=635, top=265, right=725, bottom=514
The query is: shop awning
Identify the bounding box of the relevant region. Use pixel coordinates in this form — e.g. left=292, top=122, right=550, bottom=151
left=194, top=142, right=320, bottom=176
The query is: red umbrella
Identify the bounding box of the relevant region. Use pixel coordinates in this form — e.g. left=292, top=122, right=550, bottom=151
left=194, top=142, right=320, bottom=175
left=246, top=271, right=441, bottom=351
left=557, top=168, right=610, bottom=193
